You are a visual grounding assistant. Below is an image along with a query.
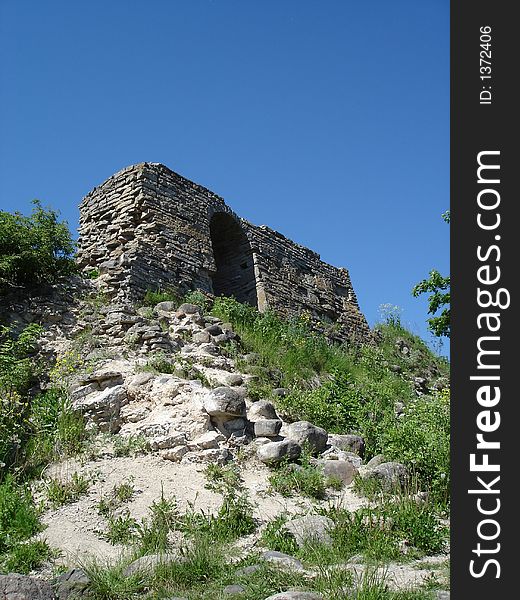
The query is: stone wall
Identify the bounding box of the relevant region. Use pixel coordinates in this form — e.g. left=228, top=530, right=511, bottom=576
left=78, top=163, right=371, bottom=343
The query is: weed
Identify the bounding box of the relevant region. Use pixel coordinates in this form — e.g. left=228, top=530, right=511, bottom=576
left=141, top=287, right=180, bottom=307
left=102, top=510, right=138, bottom=545
left=46, top=472, right=90, bottom=507
left=113, top=434, right=150, bottom=458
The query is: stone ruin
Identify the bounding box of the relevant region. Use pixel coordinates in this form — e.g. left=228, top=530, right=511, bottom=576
left=77, top=163, right=371, bottom=343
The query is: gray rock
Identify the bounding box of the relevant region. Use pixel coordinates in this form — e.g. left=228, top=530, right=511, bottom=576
left=318, top=459, right=358, bottom=485
left=254, top=419, right=282, bottom=437
left=223, top=584, right=246, bottom=595
left=362, top=461, right=408, bottom=491
left=248, top=400, right=278, bottom=421
left=223, top=372, right=244, bottom=387
left=235, top=564, right=262, bottom=576
left=177, top=303, right=201, bottom=315
left=262, top=550, right=304, bottom=571
left=223, top=417, right=247, bottom=432
left=435, top=592, right=450, bottom=600
left=72, top=384, right=126, bottom=432
left=193, top=331, right=211, bottom=344
left=123, top=552, right=180, bottom=576
left=257, top=440, right=302, bottom=464
left=272, top=387, right=288, bottom=397
left=263, top=592, right=323, bottom=599
left=0, top=574, right=54, bottom=600
left=154, top=301, right=176, bottom=312
left=204, top=387, right=246, bottom=419
left=205, top=324, right=223, bottom=336
left=54, top=568, right=90, bottom=599
left=365, top=454, right=386, bottom=469
left=327, top=434, right=365, bottom=457
left=284, top=421, right=328, bottom=454
left=285, top=515, right=334, bottom=547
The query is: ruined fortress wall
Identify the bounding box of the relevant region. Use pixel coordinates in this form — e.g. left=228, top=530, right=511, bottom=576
left=78, top=163, right=371, bottom=343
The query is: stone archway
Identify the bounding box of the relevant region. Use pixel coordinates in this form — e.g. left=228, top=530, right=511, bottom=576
left=209, top=212, right=258, bottom=307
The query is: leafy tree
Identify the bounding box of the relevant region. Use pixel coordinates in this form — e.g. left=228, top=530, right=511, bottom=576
left=412, top=211, right=450, bottom=338
left=0, top=200, right=76, bottom=291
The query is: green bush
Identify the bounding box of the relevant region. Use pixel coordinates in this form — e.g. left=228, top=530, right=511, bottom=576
left=0, top=200, right=76, bottom=290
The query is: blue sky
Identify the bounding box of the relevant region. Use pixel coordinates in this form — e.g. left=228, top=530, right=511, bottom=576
left=0, top=0, right=449, bottom=353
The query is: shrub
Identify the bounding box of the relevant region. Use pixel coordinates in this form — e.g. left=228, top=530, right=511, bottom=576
left=0, top=323, right=43, bottom=475
left=0, top=200, right=76, bottom=290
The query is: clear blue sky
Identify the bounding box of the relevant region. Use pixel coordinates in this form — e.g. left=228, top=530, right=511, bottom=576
left=0, top=0, right=449, bottom=354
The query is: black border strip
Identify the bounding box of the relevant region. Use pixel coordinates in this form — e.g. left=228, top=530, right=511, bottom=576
left=451, top=1, right=516, bottom=596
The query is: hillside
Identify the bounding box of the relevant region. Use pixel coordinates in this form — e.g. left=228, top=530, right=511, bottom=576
left=1, top=277, right=450, bottom=600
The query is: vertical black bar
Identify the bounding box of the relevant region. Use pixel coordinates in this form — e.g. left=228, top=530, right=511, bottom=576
left=452, top=1, right=517, bottom=597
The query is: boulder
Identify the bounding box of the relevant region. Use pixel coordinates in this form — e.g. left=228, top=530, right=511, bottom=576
left=284, top=421, right=328, bottom=454
left=361, top=461, right=408, bottom=491
left=203, top=387, right=246, bottom=419
left=318, top=459, right=358, bottom=485
left=54, top=568, right=90, bottom=599
left=326, top=434, right=365, bottom=457
left=248, top=400, right=278, bottom=421
left=257, top=440, right=301, bottom=465
left=72, top=384, right=126, bottom=432
left=177, top=303, right=201, bottom=315
left=254, top=419, right=282, bottom=437
left=0, top=574, right=54, bottom=600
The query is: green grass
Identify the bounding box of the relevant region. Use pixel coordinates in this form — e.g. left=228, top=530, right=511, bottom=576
left=46, top=472, right=90, bottom=508
left=212, top=296, right=450, bottom=510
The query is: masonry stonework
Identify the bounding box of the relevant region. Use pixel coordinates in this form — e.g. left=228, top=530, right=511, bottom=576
left=78, top=163, right=371, bottom=343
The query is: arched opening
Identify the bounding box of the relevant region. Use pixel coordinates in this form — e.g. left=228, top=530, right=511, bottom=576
left=209, top=212, right=258, bottom=307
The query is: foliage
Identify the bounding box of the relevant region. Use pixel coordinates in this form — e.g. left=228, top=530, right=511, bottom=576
left=0, top=475, right=42, bottom=554
left=141, top=287, right=180, bottom=307
left=0, top=200, right=77, bottom=290
left=383, top=389, right=450, bottom=507
left=412, top=211, right=450, bottom=338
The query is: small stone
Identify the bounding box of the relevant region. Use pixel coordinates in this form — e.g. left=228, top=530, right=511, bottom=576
left=223, top=584, right=246, bottom=595
left=161, top=445, right=189, bottom=462
left=193, top=431, right=226, bottom=449
left=205, top=324, right=223, bottom=336
left=123, top=553, right=179, bottom=576
left=264, top=593, right=323, bottom=600
left=193, top=331, right=211, bottom=344
left=154, top=301, right=176, bottom=312
left=54, top=568, right=90, bottom=600
left=262, top=550, right=304, bottom=571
